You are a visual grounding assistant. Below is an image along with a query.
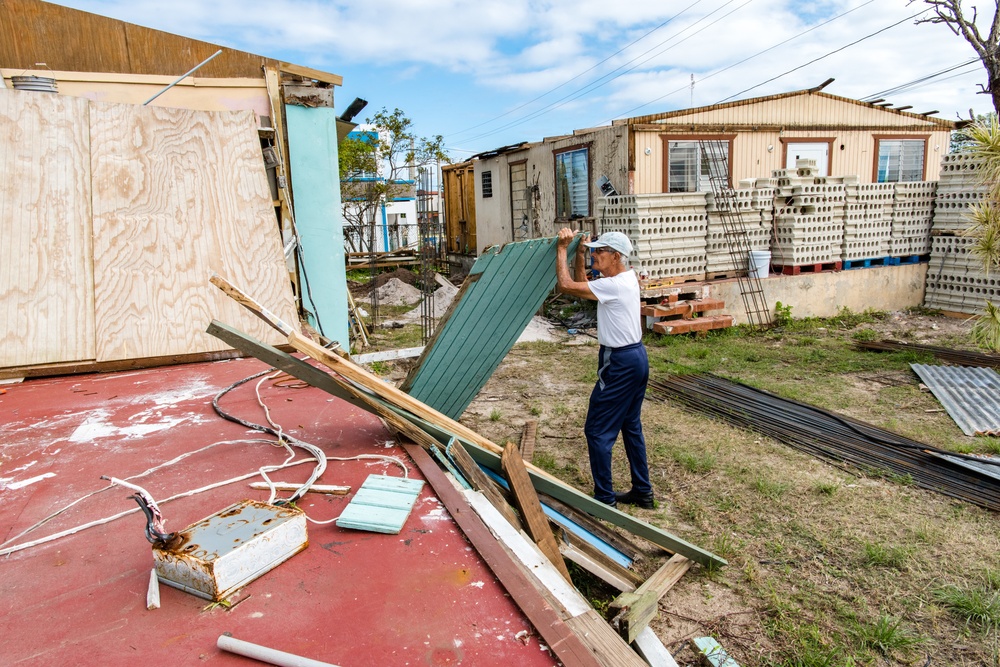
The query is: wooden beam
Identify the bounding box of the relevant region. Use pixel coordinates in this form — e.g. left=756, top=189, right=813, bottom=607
left=519, top=420, right=538, bottom=462
left=609, top=554, right=692, bottom=643
left=558, top=531, right=641, bottom=592
left=277, top=62, right=343, bottom=86
left=502, top=442, right=572, bottom=583
left=403, top=445, right=601, bottom=667
left=563, top=610, right=649, bottom=667
left=448, top=439, right=523, bottom=531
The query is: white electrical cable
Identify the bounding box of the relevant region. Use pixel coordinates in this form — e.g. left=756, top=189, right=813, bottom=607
left=0, top=438, right=276, bottom=551
left=0, top=458, right=320, bottom=557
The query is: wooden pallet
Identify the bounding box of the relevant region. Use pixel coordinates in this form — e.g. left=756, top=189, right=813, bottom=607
left=641, top=298, right=725, bottom=320
left=772, top=261, right=842, bottom=276
left=842, top=256, right=892, bottom=270
left=652, top=314, right=734, bottom=335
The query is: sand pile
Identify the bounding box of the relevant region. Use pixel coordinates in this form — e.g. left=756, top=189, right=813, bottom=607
left=373, top=278, right=423, bottom=306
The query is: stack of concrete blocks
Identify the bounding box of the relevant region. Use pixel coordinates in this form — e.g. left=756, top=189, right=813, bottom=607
left=703, top=179, right=775, bottom=276
left=770, top=160, right=845, bottom=267
left=597, top=193, right=708, bottom=280
left=924, top=153, right=996, bottom=314
left=889, top=181, right=937, bottom=256
left=842, top=183, right=893, bottom=261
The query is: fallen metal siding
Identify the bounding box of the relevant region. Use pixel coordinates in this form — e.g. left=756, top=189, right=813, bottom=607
left=910, top=364, right=1000, bottom=436
left=647, top=373, right=1000, bottom=511
left=402, top=236, right=575, bottom=419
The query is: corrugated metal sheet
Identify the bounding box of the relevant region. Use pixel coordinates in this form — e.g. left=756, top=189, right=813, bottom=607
left=911, top=364, right=1000, bottom=436
left=621, top=90, right=955, bottom=129
left=401, top=236, right=576, bottom=419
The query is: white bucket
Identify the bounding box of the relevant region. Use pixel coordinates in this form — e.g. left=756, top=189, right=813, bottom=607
left=748, top=250, right=771, bottom=279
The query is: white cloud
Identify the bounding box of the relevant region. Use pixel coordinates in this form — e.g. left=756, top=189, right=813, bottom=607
left=52, top=0, right=997, bottom=149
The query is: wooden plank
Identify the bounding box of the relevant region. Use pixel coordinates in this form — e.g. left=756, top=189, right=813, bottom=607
left=277, top=62, right=344, bottom=87
left=632, top=627, right=680, bottom=667
left=448, top=440, right=523, bottom=531
left=610, top=554, right=692, bottom=643
left=0, top=89, right=94, bottom=368
left=519, top=420, right=538, bottom=462
left=0, top=347, right=250, bottom=381
left=563, top=610, right=649, bottom=667
left=502, top=442, right=572, bottom=583
left=558, top=531, right=639, bottom=592
left=89, top=101, right=295, bottom=361
left=461, top=444, right=726, bottom=569
left=539, top=493, right=645, bottom=563
left=403, top=444, right=601, bottom=667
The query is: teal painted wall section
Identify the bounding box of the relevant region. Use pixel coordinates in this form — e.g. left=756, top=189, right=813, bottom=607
left=401, top=236, right=581, bottom=419
left=285, top=105, right=349, bottom=348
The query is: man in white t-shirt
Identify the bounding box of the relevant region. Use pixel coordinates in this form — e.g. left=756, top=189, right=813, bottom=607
left=555, top=228, right=653, bottom=509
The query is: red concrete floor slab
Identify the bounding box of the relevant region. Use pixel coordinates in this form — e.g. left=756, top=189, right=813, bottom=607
left=0, top=357, right=558, bottom=666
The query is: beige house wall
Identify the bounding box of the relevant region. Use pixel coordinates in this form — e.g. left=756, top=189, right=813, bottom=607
left=1, top=69, right=271, bottom=117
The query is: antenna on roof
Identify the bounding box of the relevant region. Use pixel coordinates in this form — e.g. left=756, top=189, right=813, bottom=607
left=808, top=78, right=835, bottom=93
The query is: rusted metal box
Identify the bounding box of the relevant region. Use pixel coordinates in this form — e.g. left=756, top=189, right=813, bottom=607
left=154, top=500, right=307, bottom=601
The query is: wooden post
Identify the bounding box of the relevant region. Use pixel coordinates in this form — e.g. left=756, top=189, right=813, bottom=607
left=502, top=442, right=572, bottom=583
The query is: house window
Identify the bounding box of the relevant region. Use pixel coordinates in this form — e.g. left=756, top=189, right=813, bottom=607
left=481, top=171, right=493, bottom=198
left=555, top=147, right=589, bottom=218
left=667, top=140, right=729, bottom=192
left=876, top=139, right=925, bottom=182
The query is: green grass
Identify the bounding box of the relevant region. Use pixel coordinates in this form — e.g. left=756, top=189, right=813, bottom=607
left=752, top=476, right=789, bottom=500
left=489, top=408, right=502, bottom=422
left=862, top=542, right=912, bottom=570
left=934, top=584, right=1000, bottom=630
left=813, top=481, right=839, bottom=496
left=674, top=449, right=717, bottom=474
left=852, top=614, right=923, bottom=656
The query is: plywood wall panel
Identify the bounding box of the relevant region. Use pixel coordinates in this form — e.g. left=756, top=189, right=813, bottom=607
left=89, top=102, right=295, bottom=361
left=0, top=89, right=94, bottom=367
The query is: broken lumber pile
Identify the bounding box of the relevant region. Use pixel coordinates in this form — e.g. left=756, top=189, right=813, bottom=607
left=209, top=273, right=726, bottom=667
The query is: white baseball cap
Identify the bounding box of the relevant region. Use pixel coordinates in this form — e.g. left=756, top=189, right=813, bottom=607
left=584, top=231, right=633, bottom=256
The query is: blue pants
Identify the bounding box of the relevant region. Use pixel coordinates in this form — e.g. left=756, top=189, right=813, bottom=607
left=584, top=343, right=651, bottom=503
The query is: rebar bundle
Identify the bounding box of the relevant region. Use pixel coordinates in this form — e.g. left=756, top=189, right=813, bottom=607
left=647, top=373, right=1000, bottom=511
left=856, top=339, right=1000, bottom=369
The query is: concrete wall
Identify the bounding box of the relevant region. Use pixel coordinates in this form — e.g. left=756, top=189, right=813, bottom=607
left=705, top=263, right=928, bottom=325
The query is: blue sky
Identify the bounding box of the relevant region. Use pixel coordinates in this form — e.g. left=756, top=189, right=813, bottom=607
left=57, top=0, right=991, bottom=159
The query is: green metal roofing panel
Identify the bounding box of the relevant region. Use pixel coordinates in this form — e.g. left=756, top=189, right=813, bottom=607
left=401, top=235, right=580, bottom=419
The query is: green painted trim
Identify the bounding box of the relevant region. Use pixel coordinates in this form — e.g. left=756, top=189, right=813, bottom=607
left=285, top=104, right=349, bottom=348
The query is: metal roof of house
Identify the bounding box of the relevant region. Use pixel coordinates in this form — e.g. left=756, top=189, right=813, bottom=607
left=614, top=87, right=957, bottom=129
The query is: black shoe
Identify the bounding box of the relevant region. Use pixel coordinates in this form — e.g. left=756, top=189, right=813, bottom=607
left=595, top=495, right=617, bottom=508
left=615, top=489, right=654, bottom=509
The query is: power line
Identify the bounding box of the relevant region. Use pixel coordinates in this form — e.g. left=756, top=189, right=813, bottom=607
left=604, top=0, right=874, bottom=123
left=450, top=0, right=753, bottom=147
left=861, top=57, right=979, bottom=100
left=447, top=0, right=707, bottom=139
left=714, top=7, right=930, bottom=104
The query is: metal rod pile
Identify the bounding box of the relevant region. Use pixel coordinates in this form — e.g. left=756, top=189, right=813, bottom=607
left=647, top=373, right=1000, bottom=511
left=856, top=339, right=1000, bottom=369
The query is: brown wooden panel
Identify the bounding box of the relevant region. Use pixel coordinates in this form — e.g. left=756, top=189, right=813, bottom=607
left=0, top=88, right=94, bottom=367
left=89, top=101, right=295, bottom=361
left=0, top=0, right=334, bottom=80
